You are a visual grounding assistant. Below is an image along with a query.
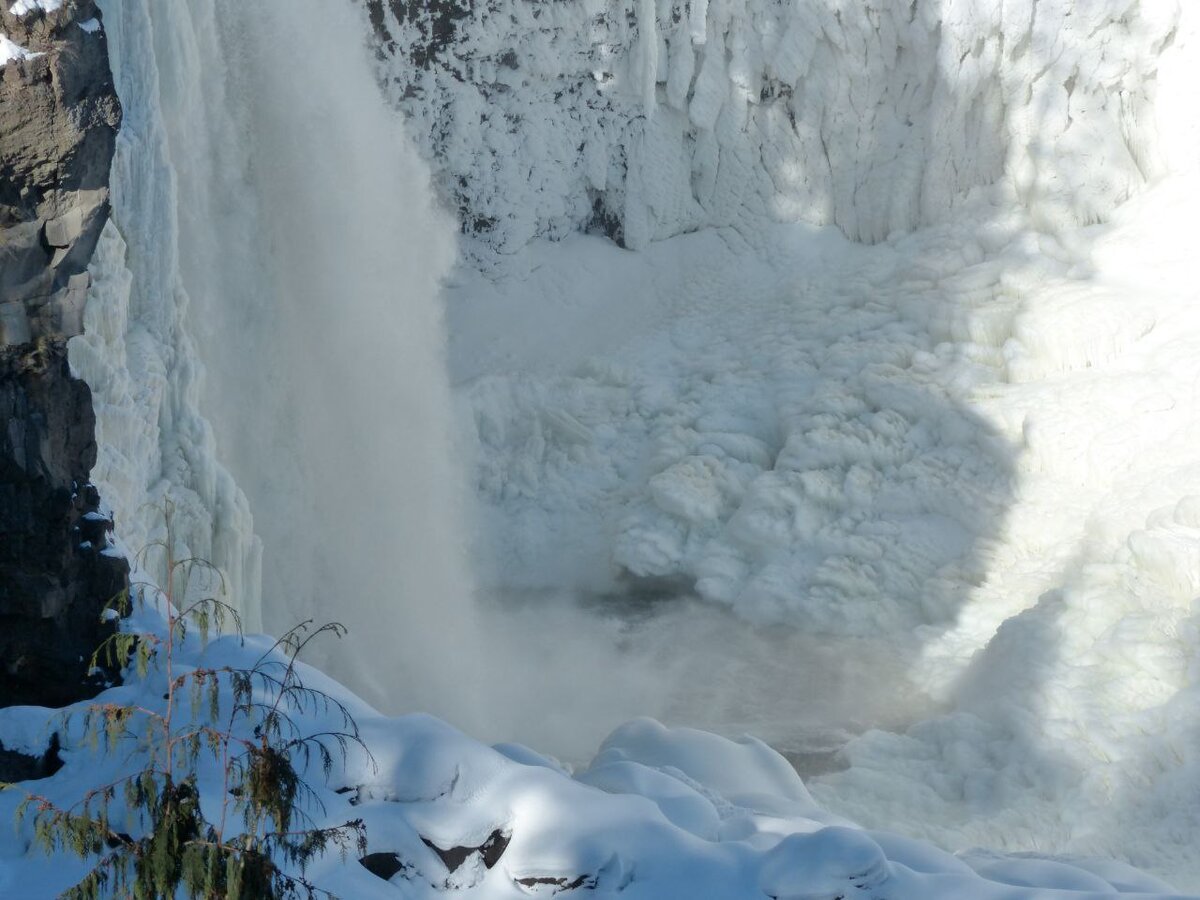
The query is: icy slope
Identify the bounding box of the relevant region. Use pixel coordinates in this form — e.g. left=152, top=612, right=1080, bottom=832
left=384, top=0, right=1181, bottom=253
left=0, top=596, right=1193, bottom=899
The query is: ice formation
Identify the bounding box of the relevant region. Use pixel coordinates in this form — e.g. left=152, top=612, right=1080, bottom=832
left=445, top=0, right=1200, bottom=889
left=385, top=0, right=1181, bottom=254
left=71, top=0, right=261, bottom=627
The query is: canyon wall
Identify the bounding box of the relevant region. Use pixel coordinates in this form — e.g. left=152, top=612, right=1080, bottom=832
left=0, top=0, right=125, bottom=708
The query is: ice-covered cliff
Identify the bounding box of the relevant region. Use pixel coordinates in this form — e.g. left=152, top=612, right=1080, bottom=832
left=377, top=0, right=1182, bottom=254
left=8, top=0, right=1198, bottom=891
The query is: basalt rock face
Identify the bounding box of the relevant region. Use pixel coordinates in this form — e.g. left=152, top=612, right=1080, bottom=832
left=1, top=0, right=120, bottom=343
left=0, top=340, right=127, bottom=708
left=1, top=2, right=125, bottom=708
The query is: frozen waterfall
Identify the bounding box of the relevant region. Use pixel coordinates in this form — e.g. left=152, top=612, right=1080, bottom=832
left=72, top=0, right=482, bottom=728
left=58, top=0, right=1200, bottom=889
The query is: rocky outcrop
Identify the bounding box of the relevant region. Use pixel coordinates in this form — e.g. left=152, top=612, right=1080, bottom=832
left=0, top=340, right=128, bottom=707
left=2, top=2, right=125, bottom=708
left=0, top=732, right=61, bottom=782
left=1, top=0, right=120, bottom=343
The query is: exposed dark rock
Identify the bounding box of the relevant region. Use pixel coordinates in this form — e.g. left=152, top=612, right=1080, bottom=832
left=0, top=732, right=63, bottom=782
left=0, top=339, right=128, bottom=708
left=365, top=0, right=470, bottom=67
left=588, top=191, right=625, bottom=248
left=514, top=873, right=593, bottom=892
left=1, top=0, right=121, bottom=342
left=359, top=852, right=410, bottom=881
left=1, top=3, right=126, bottom=709
left=422, top=827, right=511, bottom=873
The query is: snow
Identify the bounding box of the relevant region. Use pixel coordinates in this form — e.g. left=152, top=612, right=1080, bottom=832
left=78, top=17, right=100, bottom=34
left=1, top=593, right=1195, bottom=898
left=81, top=0, right=483, bottom=727
left=0, top=32, right=39, bottom=65
left=7, top=0, right=62, bottom=16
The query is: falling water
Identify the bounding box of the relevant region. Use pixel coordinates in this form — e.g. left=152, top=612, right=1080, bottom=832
left=76, top=0, right=483, bottom=728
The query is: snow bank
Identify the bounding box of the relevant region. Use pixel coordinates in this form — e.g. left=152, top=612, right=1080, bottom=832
left=0, top=603, right=1193, bottom=898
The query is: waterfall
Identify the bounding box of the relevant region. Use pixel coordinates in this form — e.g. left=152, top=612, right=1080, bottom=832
left=73, top=0, right=483, bottom=728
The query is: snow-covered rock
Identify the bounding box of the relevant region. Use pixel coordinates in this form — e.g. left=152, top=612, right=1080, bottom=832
left=380, top=0, right=1183, bottom=254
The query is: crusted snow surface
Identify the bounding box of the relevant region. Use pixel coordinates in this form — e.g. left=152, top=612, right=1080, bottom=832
left=384, top=0, right=1182, bottom=255
left=0, top=596, right=1192, bottom=899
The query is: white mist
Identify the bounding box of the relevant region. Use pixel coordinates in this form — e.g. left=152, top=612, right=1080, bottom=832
left=82, top=0, right=483, bottom=730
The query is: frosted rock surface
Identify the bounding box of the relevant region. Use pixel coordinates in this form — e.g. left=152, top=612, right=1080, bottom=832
left=382, top=0, right=1182, bottom=253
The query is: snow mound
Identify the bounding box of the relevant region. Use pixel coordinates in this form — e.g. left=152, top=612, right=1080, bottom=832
left=8, top=0, right=63, bottom=17
left=0, top=600, right=1192, bottom=899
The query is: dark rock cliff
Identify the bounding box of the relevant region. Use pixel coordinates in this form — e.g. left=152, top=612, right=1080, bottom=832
left=1, top=0, right=120, bottom=340
left=0, top=340, right=126, bottom=707
left=1, top=1, right=126, bottom=708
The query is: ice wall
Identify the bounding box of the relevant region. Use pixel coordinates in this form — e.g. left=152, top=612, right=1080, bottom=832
left=383, top=0, right=1182, bottom=254
left=72, top=0, right=481, bottom=726
left=71, top=0, right=260, bottom=624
